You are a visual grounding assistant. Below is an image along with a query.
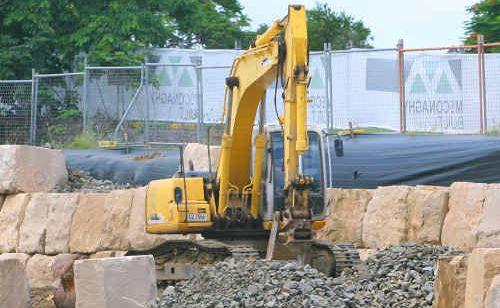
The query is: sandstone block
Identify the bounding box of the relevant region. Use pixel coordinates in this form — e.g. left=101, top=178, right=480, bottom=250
left=476, top=187, right=500, bottom=248
left=74, top=255, right=157, bottom=308
left=0, top=145, right=67, bottom=193
left=407, top=187, right=449, bottom=244
left=362, top=186, right=411, bottom=248
left=0, top=258, right=30, bottom=308
left=485, top=275, right=500, bottom=308
left=70, top=191, right=134, bottom=253
left=128, top=187, right=192, bottom=250
left=100, top=189, right=134, bottom=251
left=317, top=188, right=373, bottom=247
left=441, top=182, right=487, bottom=251
left=69, top=193, right=107, bottom=253
left=0, top=252, right=31, bottom=268
left=434, top=254, right=468, bottom=308
left=26, top=254, right=56, bottom=289
left=26, top=254, right=57, bottom=308
left=45, top=193, right=79, bottom=254
left=183, top=143, right=220, bottom=171
left=0, top=194, right=31, bottom=252
left=465, top=248, right=500, bottom=308
left=18, top=193, right=50, bottom=254
left=26, top=253, right=82, bottom=308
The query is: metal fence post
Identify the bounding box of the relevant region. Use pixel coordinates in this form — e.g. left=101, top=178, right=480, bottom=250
left=29, top=69, right=38, bottom=145
left=322, top=43, right=330, bottom=130
left=82, top=57, right=88, bottom=133
left=144, top=59, right=150, bottom=143
left=323, top=43, right=333, bottom=130
left=397, top=39, right=406, bottom=133
left=478, top=34, right=487, bottom=134
left=195, top=55, right=204, bottom=143
left=328, top=45, right=333, bottom=130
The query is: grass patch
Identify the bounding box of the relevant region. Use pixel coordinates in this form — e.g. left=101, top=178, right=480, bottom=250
left=68, top=132, right=98, bottom=149
left=327, top=126, right=396, bottom=135
left=406, top=131, right=444, bottom=135
left=485, top=128, right=500, bottom=136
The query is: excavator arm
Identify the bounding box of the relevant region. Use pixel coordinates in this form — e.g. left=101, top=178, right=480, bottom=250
left=216, top=5, right=311, bottom=230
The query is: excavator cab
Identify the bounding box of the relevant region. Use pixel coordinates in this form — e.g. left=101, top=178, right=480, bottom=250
left=263, top=128, right=328, bottom=223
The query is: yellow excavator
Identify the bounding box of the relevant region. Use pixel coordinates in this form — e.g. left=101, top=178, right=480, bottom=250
left=128, top=5, right=359, bottom=280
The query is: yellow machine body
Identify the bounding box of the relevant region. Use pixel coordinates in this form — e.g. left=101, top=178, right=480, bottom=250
left=145, top=5, right=326, bottom=237
left=145, top=177, right=212, bottom=234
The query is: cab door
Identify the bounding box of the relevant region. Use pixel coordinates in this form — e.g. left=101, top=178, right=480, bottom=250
left=263, top=130, right=327, bottom=221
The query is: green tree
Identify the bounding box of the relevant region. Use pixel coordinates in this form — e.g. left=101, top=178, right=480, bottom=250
left=71, top=1, right=176, bottom=66
left=465, top=0, right=500, bottom=50
left=0, top=0, right=253, bottom=79
left=166, top=0, right=252, bottom=49
left=307, top=3, right=372, bottom=51
left=0, top=0, right=72, bottom=79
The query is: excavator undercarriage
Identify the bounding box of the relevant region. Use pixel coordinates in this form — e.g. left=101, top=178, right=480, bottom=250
left=127, top=235, right=360, bottom=281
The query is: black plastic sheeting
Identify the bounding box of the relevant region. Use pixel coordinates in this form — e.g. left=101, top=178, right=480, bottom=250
left=64, top=148, right=181, bottom=186
left=64, top=134, right=500, bottom=188
left=332, top=134, right=500, bottom=188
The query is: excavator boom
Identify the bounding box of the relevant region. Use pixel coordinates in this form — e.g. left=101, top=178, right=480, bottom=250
left=217, top=5, right=311, bottom=228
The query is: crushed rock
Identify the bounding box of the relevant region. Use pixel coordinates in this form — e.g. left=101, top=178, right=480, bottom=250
left=52, top=169, right=135, bottom=193
left=154, top=243, right=462, bottom=308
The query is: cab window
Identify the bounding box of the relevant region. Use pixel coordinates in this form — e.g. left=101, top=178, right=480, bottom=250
left=270, top=131, right=324, bottom=216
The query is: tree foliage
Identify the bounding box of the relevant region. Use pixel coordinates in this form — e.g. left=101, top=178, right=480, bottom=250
left=166, top=0, right=252, bottom=48
left=307, top=3, right=372, bottom=51
left=0, top=0, right=252, bottom=79
left=465, top=0, right=499, bottom=49
left=0, top=1, right=373, bottom=79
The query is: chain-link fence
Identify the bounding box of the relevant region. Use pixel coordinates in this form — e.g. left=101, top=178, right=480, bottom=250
left=400, top=40, right=500, bottom=134
left=0, top=80, right=32, bottom=144
left=34, top=72, right=84, bottom=146
left=1, top=43, right=500, bottom=147
left=85, top=66, right=144, bottom=143
left=484, top=45, right=500, bottom=133
left=146, top=62, right=200, bottom=143
left=330, top=48, right=400, bottom=130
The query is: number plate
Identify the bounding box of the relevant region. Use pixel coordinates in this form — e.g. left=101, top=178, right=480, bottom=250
left=186, top=213, right=208, bottom=222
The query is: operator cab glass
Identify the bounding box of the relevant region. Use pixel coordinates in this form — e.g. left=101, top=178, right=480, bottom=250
left=269, top=131, right=325, bottom=216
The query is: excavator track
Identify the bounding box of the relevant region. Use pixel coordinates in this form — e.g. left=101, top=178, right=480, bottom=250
left=126, top=239, right=263, bottom=280
left=127, top=239, right=359, bottom=280
left=311, top=240, right=360, bottom=277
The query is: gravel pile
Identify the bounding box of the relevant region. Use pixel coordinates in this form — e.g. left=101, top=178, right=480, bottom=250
left=155, top=243, right=461, bottom=308
left=335, top=243, right=461, bottom=307
left=52, top=168, right=135, bottom=193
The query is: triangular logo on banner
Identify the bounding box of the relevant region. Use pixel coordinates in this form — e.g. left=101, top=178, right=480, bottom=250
left=411, top=73, right=426, bottom=94
left=435, top=72, right=452, bottom=94
left=424, top=62, right=437, bottom=81
left=160, top=67, right=172, bottom=86
left=168, top=56, right=182, bottom=74
left=168, top=56, right=182, bottom=63
left=178, top=69, right=194, bottom=87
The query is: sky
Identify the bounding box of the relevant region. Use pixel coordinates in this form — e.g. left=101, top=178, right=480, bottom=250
left=239, top=0, right=478, bottom=49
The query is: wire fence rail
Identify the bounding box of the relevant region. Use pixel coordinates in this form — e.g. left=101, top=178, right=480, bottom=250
left=0, top=41, right=499, bottom=147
